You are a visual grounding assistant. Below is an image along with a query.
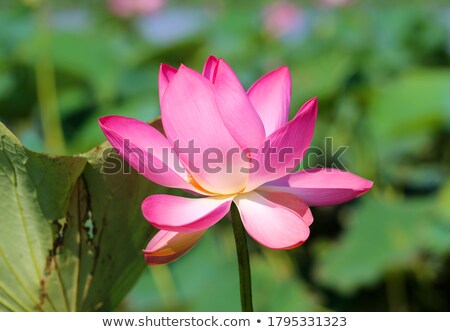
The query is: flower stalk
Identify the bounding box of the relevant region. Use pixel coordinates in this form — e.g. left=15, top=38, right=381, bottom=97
left=35, top=5, right=66, bottom=154
left=230, top=203, right=254, bottom=312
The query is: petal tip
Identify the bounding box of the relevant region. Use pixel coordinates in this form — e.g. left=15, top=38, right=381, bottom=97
left=98, top=115, right=126, bottom=130
left=308, top=96, right=319, bottom=107
left=206, top=54, right=219, bottom=62
left=356, top=179, right=374, bottom=197
left=98, top=116, right=107, bottom=126
left=142, top=230, right=206, bottom=265
left=175, top=64, right=203, bottom=79
left=278, top=65, right=290, bottom=74
left=160, top=63, right=176, bottom=71
left=98, top=115, right=112, bottom=125
left=297, top=96, right=318, bottom=118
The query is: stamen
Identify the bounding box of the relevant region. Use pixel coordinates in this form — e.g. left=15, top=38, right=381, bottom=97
left=186, top=174, right=215, bottom=195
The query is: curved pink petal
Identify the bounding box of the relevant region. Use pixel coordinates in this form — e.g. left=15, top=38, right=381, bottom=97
left=256, top=190, right=313, bottom=226
left=99, top=115, right=198, bottom=191
left=247, top=66, right=291, bottom=136
left=158, top=64, right=178, bottom=104
left=142, top=194, right=233, bottom=232
left=245, top=97, right=318, bottom=192
left=261, top=168, right=373, bottom=206
left=161, top=65, right=248, bottom=194
left=143, top=230, right=205, bottom=265
left=212, top=59, right=266, bottom=148
left=234, top=192, right=310, bottom=250
left=202, top=55, right=219, bottom=82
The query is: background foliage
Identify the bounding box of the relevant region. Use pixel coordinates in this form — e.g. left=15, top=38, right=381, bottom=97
left=0, top=0, right=449, bottom=311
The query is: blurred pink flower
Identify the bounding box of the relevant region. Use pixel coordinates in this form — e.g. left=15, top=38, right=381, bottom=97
left=99, top=56, right=373, bottom=265
left=109, top=0, right=165, bottom=17
left=263, top=1, right=305, bottom=38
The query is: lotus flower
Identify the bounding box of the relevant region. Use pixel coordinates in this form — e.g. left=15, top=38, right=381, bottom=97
left=99, top=55, right=373, bottom=265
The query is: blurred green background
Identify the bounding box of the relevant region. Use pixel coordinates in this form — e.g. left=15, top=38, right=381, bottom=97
left=1, top=0, right=449, bottom=311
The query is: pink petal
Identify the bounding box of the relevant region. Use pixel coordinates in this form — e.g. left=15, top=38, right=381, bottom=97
left=234, top=192, right=310, bottom=250
left=247, top=66, right=291, bottom=136
left=161, top=65, right=248, bottom=194
left=202, top=55, right=219, bottom=82
left=256, top=190, right=313, bottom=226
left=99, top=115, right=196, bottom=191
left=143, top=230, right=205, bottom=265
left=212, top=58, right=266, bottom=148
left=158, top=64, right=178, bottom=105
left=142, top=194, right=233, bottom=232
left=261, top=168, right=374, bottom=206
left=245, top=97, right=318, bottom=192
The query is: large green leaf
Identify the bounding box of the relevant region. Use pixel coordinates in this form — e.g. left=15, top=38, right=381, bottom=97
left=314, top=196, right=450, bottom=294
left=0, top=121, right=165, bottom=311
left=368, top=69, right=450, bottom=157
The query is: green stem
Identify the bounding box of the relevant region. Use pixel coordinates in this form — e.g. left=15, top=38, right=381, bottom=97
left=230, top=203, right=254, bottom=312
left=150, top=265, right=178, bottom=309
left=35, top=5, right=66, bottom=154
left=386, top=271, right=409, bottom=311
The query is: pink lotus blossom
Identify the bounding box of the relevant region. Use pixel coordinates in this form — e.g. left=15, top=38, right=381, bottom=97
left=99, top=56, right=373, bottom=265
left=108, top=0, right=165, bottom=17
